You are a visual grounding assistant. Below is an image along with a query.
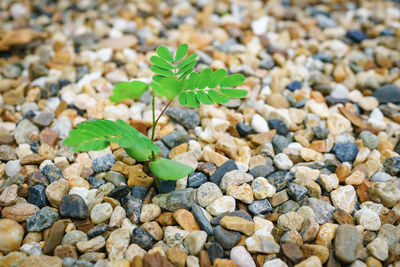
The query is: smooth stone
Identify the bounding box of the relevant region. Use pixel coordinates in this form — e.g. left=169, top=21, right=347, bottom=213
left=14, top=119, right=39, bottom=144
left=187, top=172, right=208, bottom=188
left=0, top=219, right=24, bottom=252
left=196, top=182, right=223, bottom=207
left=191, top=204, right=214, bottom=235
left=90, top=203, right=113, bottom=224
left=373, top=84, right=400, bottom=104
left=209, top=159, right=237, bottom=185
left=206, top=242, right=224, bottom=264
left=214, top=225, right=241, bottom=250
left=346, top=29, right=367, bottom=42
left=236, top=123, right=255, bottom=137
left=249, top=164, right=275, bottom=178
left=268, top=119, right=289, bottom=136
left=334, top=224, right=363, bottom=263
left=230, top=246, right=256, bottom=267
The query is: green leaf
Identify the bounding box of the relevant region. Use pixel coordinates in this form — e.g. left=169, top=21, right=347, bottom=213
left=154, top=77, right=184, bottom=100
left=110, top=81, right=148, bottom=102
left=208, top=90, right=230, bottom=104
left=188, top=72, right=199, bottom=90
left=116, top=120, right=160, bottom=161
left=198, top=68, right=213, bottom=89
left=177, top=60, right=196, bottom=75
left=64, top=119, right=159, bottom=162
left=196, top=91, right=214, bottom=105
left=208, top=69, right=227, bottom=88
left=178, top=68, right=193, bottom=80
left=220, top=88, right=248, bottom=98
left=156, top=46, right=173, bottom=62
left=150, top=56, right=174, bottom=70
left=150, top=66, right=174, bottom=76
left=149, top=158, right=193, bottom=180
left=220, top=73, right=246, bottom=87
left=176, top=54, right=197, bottom=68
left=187, top=91, right=200, bottom=108
left=179, top=92, right=187, bottom=105
left=175, top=44, right=188, bottom=62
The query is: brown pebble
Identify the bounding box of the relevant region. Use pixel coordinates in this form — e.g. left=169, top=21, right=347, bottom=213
left=39, top=128, right=59, bottom=146
left=73, top=218, right=94, bottom=233
left=335, top=164, right=351, bottom=183
left=54, top=244, right=78, bottom=259
left=166, top=247, right=186, bottom=267
left=333, top=209, right=355, bottom=225
left=156, top=212, right=176, bottom=226
left=199, top=250, right=211, bottom=267
left=132, top=255, right=143, bottom=267
left=43, top=220, right=66, bottom=255
left=173, top=209, right=200, bottom=231
left=282, top=243, right=304, bottom=263
left=142, top=252, right=173, bottom=267
left=213, top=258, right=238, bottom=267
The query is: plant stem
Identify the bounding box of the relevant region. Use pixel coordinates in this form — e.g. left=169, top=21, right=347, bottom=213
left=151, top=92, right=156, bottom=160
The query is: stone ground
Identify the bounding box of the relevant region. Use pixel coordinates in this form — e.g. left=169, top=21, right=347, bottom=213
left=0, top=0, right=400, bottom=266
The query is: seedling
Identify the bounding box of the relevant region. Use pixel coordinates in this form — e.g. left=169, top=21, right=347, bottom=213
left=64, top=44, right=247, bottom=182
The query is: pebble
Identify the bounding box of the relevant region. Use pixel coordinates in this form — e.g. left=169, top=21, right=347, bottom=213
left=334, top=224, right=363, bottom=263
left=90, top=203, right=113, bottom=224
left=251, top=114, right=269, bottom=133
left=59, top=194, right=89, bottom=219
left=206, top=196, right=236, bottom=216
left=166, top=107, right=200, bottom=129
left=214, top=225, right=241, bottom=250
left=184, top=230, right=207, bottom=255
left=191, top=204, right=213, bottom=235
left=0, top=219, right=24, bottom=252
left=196, top=182, right=223, bottom=207
left=230, top=246, right=256, bottom=267
left=92, top=154, right=115, bottom=173
left=330, top=185, right=356, bottom=213
left=333, top=143, right=359, bottom=162
left=366, top=237, right=388, bottom=261
left=1, top=1, right=400, bottom=265
left=27, top=207, right=59, bottom=232
left=274, top=153, right=293, bottom=170
left=209, top=159, right=237, bottom=185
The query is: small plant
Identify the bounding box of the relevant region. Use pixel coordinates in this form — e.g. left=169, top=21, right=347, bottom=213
left=64, top=44, right=247, bottom=183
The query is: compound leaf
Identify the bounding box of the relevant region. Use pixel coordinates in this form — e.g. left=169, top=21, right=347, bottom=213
left=110, top=81, right=148, bottom=102
left=149, top=158, right=193, bottom=180
left=156, top=46, right=173, bottom=62
left=64, top=119, right=159, bottom=162
left=175, top=43, right=188, bottom=62
left=220, top=73, right=245, bottom=87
